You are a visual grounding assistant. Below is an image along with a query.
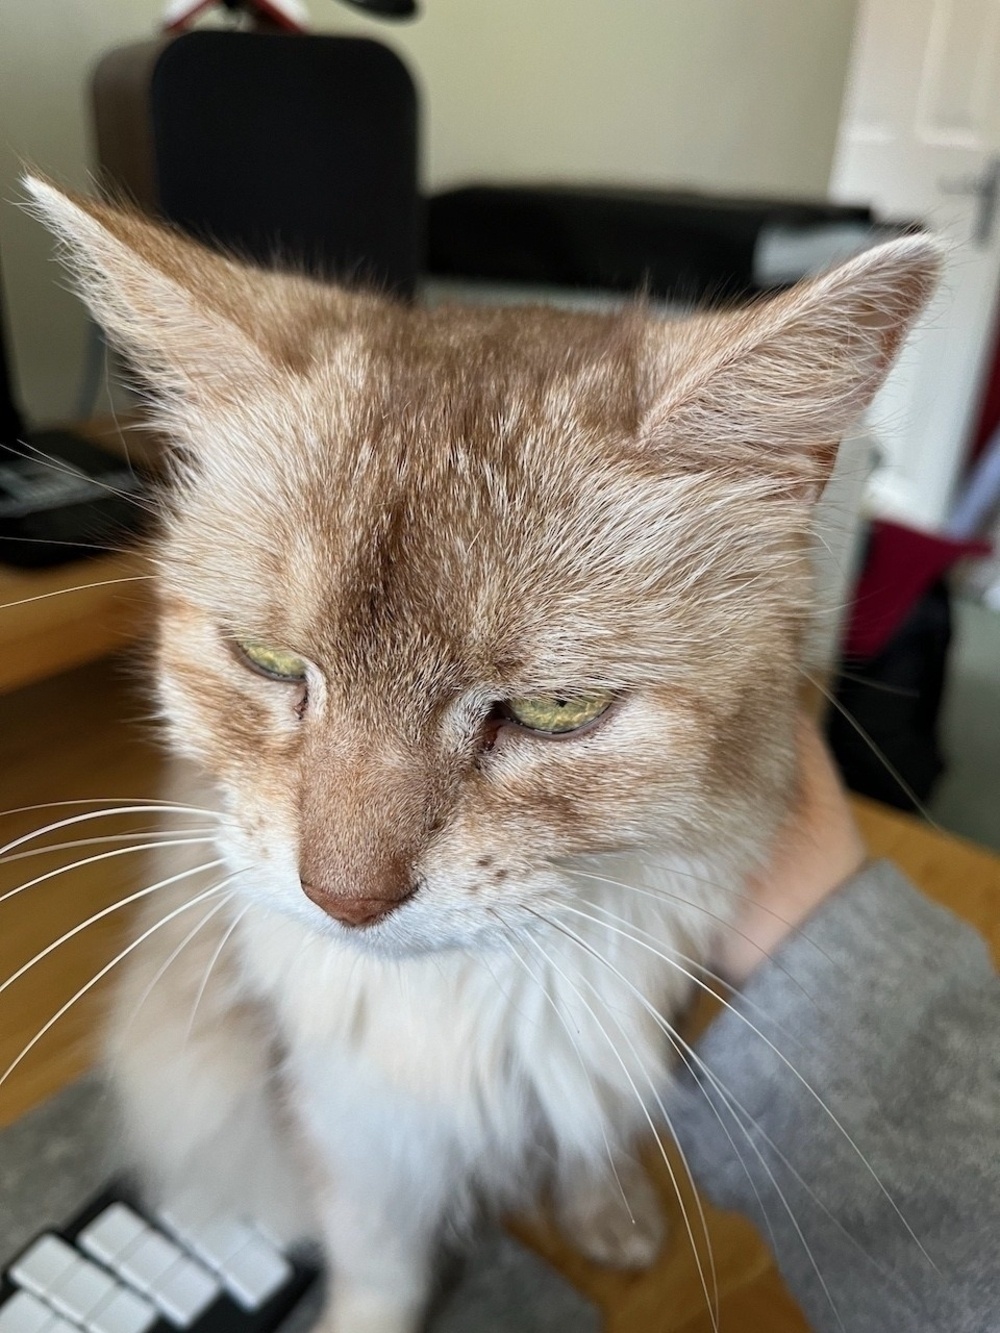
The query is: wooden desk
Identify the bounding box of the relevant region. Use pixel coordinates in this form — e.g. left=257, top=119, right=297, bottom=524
left=0, top=662, right=997, bottom=1329
left=0, top=552, right=151, bottom=694
left=0, top=420, right=157, bottom=695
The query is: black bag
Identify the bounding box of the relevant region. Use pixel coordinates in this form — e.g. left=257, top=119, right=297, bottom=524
left=826, top=581, right=951, bottom=810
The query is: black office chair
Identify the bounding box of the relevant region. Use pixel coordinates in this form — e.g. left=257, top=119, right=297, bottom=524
left=93, top=30, right=421, bottom=296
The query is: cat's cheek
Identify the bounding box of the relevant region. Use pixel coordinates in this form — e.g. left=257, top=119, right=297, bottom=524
left=154, top=625, right=313, bottom=825
left=154, top=664, right=227, bottom=768
left=471, top=706, right=705, bottom=856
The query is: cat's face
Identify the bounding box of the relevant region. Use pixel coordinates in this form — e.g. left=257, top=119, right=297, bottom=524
left=153, top=303, right=810, bottom=952
left=27, top=180, right=939, bottom=955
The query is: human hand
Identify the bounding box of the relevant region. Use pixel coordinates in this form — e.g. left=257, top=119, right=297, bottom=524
left=716, top=715, right=867, bottom=988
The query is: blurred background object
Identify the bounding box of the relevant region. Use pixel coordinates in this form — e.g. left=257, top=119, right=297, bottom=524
left=94, top=29, right=420, bottom=292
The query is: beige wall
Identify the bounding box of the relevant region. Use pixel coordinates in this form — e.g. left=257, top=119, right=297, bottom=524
left=0, top=0, right=858, bottom=423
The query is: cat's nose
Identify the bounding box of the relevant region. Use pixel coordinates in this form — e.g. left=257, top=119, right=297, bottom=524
left=300, top=879, right=417, bottom=927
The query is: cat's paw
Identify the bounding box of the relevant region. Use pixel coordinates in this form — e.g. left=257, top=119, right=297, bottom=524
left=315, top=1288, right=425, bottom=1333
left=554, top=1161, right=666, bottom=1270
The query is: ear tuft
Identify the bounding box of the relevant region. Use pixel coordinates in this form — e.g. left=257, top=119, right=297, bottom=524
left=22, top=173, right=92, bottom=237
left=23, top=173, right=271, bottom=399
left=804, top=232, right=944, bottom=372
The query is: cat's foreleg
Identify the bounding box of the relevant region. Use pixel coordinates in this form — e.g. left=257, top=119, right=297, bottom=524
left=313, top=1183, right=439, bottom=1333
left=106, top=883, right=312, bottom=1244
left=553, top=1151, right=665, bottom=1270
left=294, top=1081, right=457, bottom=1333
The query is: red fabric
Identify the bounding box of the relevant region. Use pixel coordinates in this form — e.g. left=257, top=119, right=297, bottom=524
left=164, top=0, right=307, bottom=32
left=844, top=520, right=991, bottom=660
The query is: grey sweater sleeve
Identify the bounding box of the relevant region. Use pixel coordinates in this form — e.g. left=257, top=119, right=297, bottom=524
left=666, top=859, right=1000, bottom=1332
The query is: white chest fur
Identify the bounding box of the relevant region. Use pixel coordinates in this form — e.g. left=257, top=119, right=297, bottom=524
left=230, top=857, right=723, bottom=1209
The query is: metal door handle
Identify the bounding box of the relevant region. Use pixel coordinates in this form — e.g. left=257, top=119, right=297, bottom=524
left=940, top=154, right=1000, bottom=246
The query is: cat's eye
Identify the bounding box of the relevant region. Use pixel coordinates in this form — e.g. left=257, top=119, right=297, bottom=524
left=502, top=692, right=614, bottom=735
left=234, top=637, right=308, bottom=683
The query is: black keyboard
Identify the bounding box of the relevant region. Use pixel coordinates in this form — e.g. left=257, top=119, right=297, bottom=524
left=0, top=1188, right=317, bottom=1333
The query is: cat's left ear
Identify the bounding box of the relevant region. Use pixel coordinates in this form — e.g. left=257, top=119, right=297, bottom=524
left=642, top=236, right=943, bottom=500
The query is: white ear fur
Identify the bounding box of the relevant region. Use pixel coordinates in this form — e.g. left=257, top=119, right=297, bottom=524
left=643, top=235, right=944, bottom=494
left=23, top=174, right=269, bottom=397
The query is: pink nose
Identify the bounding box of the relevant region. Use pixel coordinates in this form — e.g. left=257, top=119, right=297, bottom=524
left=300, top=881, right=416, bottom=927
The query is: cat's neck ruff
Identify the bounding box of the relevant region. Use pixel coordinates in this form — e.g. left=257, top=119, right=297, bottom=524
left=225, top=852, right=731, bottom=1166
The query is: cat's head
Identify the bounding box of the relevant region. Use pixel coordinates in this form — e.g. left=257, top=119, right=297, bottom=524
left=27, top=179, right=939, bottom=955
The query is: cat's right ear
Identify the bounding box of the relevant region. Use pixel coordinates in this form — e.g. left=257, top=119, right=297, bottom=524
left=23, top=176, right=272, bottom=400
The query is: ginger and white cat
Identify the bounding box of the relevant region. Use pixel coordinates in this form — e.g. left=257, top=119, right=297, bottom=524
left=28, top=178, right=937, bottom=1333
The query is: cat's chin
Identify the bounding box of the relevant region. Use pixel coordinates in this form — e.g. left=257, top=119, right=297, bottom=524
left=286, top=897, right=525, bottom=960
left=324, top=915, right=518, bottom=961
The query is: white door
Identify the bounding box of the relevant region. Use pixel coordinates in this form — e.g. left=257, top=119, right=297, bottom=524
left=830, top=0, right=1000, bottom=531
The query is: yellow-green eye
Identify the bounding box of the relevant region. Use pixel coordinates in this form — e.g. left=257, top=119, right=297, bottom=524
left=235, top=638, right=308, bottom=683
left=503, top=691, right=614, bottom=735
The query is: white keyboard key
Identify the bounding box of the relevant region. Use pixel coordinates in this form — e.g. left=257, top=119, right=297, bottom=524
left=48, top=1259, right=119, bottom=1321
left=217, top=1237, right=291, bottom=1311
left=159, top=1212, right=254, bottom=1270
left=85, top=1288, right=157, bottom=1333
left=79, top=1206, right=148, bottom=1266
left=0, top=1292, right=58, bottom=1333
left=116, top=1232, right=184, bottom=1294
left=248, top=1221, right=282, bottom=1251
left=148, top=1258, right=220, bottom=1327
left=10, top=1236, right=77, bottom=1299
left=48, top=1319, right=79, bottom=1333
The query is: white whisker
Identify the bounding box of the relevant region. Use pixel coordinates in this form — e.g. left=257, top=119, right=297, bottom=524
left=0, top=829, right=215, bottom=870
left=564, top=905, right=927, bottom=1313
left=0, top=857, right=226, bottom=1000
left=492, top=913, right=632, bottom=1222
left=0, top=574, right=154, bottom=614
left=563, top=862, right=839, bottom=981
left=184, top=902, right=252, bottom=1042
left=538, top=907, right=846, bottom=1332
left=0, top=838, right=220, bottom=912
left=0, top=534, right=124, bottom=554
left=540, top=901, right=818, bottom=1259
left=549, top=903, right=936, bottom=1289
left=566, top=858, right=786, bottom=931
left=550, top=891, right=928, bottom=1252
left=4, top=437, right=156, bottom=514
left=0, top=878, right=235, bottom=1094
left=532, top=907, right=781, bottom=1256
left=0, top=806, right=219, bottom=861
left=519, top=922, right=720, bottom=1333
left=557, top=896, right=813, bottom=1049
left=682, top=1026, right=910, bottom=1307
left=0, top=798, right=219, bottom=824
left=802, top=669, right=939, bottom=827
left=543, top=904, right=832, bottom=1262
left=125, top=890, right=237, bottom=1033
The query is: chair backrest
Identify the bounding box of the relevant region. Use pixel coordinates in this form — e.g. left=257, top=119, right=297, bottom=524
left=94, top=30, right=421, bottom=296
left=0, top=257, right=27, bottom=444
